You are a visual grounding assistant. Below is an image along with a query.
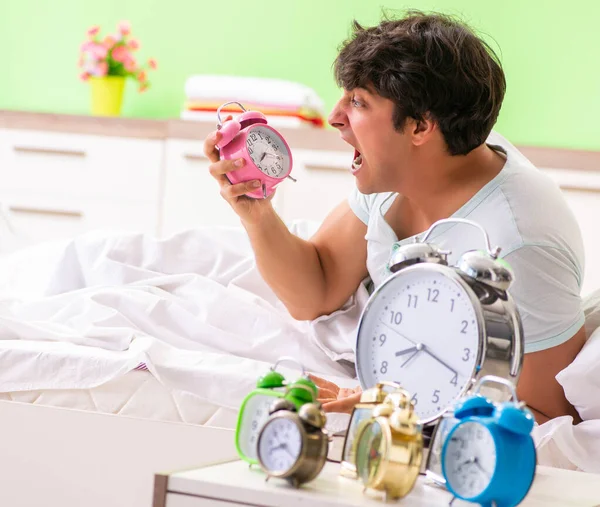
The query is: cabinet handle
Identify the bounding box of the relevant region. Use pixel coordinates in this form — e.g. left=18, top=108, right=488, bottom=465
left=304, top=163, right=349, bottom=172
left=13, top=146, right=86, bottom=158
left=9, top=206, right=83, bottom=219
left=183, top=153, right=207, bottom=161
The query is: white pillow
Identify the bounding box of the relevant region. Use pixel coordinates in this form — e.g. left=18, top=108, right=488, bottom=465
left=556, top=326, right=600, bottom=421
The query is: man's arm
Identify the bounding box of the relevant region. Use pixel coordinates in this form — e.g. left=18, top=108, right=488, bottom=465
left=244, top=201, right=369, bottom=320
left=517, top=326, right=586, bottom=424
left=205, top=128, right=369, bottom=321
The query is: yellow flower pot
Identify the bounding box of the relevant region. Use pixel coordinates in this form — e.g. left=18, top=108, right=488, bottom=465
left=90, top=76, right=126, bottom=116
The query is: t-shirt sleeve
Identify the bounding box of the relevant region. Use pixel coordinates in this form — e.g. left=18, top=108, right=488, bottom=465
left=503, top=244, right=584, bottom=353
left=347, top=187, right=371, bottom=225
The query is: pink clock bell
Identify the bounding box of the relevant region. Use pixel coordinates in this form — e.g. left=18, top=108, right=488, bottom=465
left=216, top=101, right=296, bottom=199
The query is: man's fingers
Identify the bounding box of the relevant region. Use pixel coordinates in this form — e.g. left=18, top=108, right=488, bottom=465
left=308, top=374, right=340, bottom=396
left=203, top=115, right=235, bottom=162
left=322, top=392, right=363, bottom=414
left=209, top=158, right=246, bottom=178
left=203, top=131, right=222, bottom=163
left=317, top=387, right=338, bottom=400
left=220, top=180, right=262, bottom=200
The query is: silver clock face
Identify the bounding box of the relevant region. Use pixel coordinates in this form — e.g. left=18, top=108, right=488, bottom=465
left=443, top=421, right=496, bottom=498
left=258, top=416, right=302, bottom=473
left=246, top=126, right=290, bottom=178
left=356, top=265, right=481, bottom=423
left=237, top=393, right=280, bottom=460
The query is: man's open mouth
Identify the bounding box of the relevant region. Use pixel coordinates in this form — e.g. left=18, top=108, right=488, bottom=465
left=351, top=149, right=363, bottom=173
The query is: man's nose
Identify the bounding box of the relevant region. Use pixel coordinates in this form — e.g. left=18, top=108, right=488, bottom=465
left=328, top=102, right=347, bottom=129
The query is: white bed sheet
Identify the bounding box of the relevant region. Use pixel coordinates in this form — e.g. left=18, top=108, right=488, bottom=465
left=0, top=368, right=239, bottom=428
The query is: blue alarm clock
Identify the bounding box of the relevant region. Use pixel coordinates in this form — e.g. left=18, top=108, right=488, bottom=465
left=441, top=375, right=536, bottom=507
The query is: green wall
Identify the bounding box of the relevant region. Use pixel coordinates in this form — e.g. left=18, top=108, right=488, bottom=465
left=1, top=0, right=599, bottom=149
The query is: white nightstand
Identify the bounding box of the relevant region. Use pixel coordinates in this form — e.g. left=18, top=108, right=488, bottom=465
left=153, top=458, right=600, bottom=507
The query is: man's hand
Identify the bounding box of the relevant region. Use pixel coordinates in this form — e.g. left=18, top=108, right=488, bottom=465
left=309, top=374, right=362, bottom=414
left=203, top=118, right=275, bottom=226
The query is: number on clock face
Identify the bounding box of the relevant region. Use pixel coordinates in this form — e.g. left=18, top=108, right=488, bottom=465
left=238, top=394, right=279, bottom=460
left=246, top=126, right=290, bottom=178
left=356, top=266, right=480, bottom=423
left=258, top=417, right=302, bottom=473
left=443, top=422, right=496, bottom=498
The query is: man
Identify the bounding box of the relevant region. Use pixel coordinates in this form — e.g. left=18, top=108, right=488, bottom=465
left=204, top=11, right=586, bottom=424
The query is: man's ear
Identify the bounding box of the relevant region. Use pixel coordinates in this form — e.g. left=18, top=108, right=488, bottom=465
left=409, top=114, right=436, bottom=146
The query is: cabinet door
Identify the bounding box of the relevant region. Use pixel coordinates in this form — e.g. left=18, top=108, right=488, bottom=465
left=0, top=128, right=162, bottom=251
left=162, top=140, right=242, bottom=236
left=276, top=149, right=355, bottom=223
left=0, top=129, right=162, bottom=201
left=0, top=192, right=157, bottom=254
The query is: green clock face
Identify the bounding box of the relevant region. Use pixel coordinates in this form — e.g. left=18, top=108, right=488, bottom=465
left=342, top=407, right=373, bottom=464
left=355, top=420, right=386, bottom=484
left=236, top=391, right=284, bottom=462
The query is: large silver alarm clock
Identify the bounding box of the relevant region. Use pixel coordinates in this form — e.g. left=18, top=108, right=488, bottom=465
left=355, top=218, right=524, bottom=426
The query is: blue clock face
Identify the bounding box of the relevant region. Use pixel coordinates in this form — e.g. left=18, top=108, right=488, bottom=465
left=443, top=421, right=497, bottom=498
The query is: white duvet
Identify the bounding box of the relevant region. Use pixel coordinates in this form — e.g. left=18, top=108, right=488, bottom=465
left=0, top=223, right=597, bottom=472
left=0, top=223, right=364, bottom=409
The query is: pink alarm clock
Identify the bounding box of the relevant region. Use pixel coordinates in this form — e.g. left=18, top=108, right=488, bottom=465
left=216, top=101, right=295, bottom=199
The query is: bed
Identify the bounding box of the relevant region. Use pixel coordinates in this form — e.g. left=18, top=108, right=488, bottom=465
left=0, top=219, right=598, bottom=507
left=0, top=223, right=359, bottom=507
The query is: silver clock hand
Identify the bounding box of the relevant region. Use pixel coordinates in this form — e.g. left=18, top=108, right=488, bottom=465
left=394, top=346, right=418, bottom=357
left=401, top=349, right=420, bottom=368
left=421, top=344, right=458, bottom=376
left=379, top=320, right=417, bottom=346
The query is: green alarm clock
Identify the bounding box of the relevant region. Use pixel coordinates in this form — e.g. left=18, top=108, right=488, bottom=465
left=235, top=357, right=318, bottom=464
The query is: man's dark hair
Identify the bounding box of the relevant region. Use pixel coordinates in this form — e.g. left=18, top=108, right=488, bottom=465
left=334, top=11, right=506, bottom=156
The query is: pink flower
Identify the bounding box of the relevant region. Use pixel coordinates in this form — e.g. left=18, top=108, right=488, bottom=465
left=96, top=62, right=108, bottom=76
left=136, top=70, right=147, bottom=82
left=118, top=20, right=131, bottom=36
left=89, top=42, right=108, bottom=59
left=103, top=35, right=117, bottom=50
left=111, top=45, right=130, bottom=63
left=79, top=72, right=91, bottom=82
left=127, top=39, right=140, bottom=50
left=148, top=58, right=157, bottom=70
left=124, top=58, right=137, bottom=72
left=87, top=25, right=100, bottom=38
left=139, top=82, right=150, bottom=93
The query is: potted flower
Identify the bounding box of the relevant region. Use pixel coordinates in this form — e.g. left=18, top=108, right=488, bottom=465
left=78, top=21, right=157, bottom=116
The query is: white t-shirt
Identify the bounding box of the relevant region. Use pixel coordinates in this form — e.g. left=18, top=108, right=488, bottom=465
left=348, top=131, right=584, bottom=353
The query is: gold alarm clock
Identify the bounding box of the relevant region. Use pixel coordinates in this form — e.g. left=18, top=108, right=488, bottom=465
left=354, top=389, right=423, bottom=501
left=256, top=398, right=328, bottom=488
left=340, top=381, right=403, bottom=479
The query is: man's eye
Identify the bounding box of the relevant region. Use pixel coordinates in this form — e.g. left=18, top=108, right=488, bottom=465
left=351, top=98, right=363, bottom=107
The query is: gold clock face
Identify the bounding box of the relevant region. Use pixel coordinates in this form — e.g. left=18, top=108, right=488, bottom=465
left=356, top=420, right=386, bottom=485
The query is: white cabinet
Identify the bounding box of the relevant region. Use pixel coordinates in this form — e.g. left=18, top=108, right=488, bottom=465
left=160, top=139, right=245, bottom=236
left=277, top=148, right=355, bottom=223
left=160, top=139, right=354, bottom=236
left=0, top=128, right=162, bottom=252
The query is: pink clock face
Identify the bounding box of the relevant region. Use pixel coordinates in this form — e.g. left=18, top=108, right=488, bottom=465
left=246, top=126, right=291, bottom=179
